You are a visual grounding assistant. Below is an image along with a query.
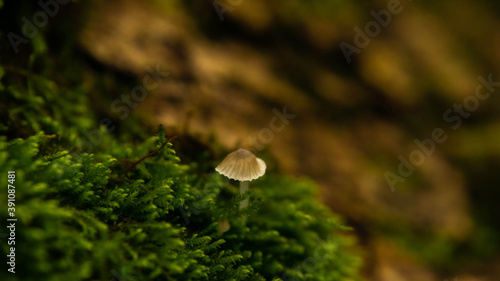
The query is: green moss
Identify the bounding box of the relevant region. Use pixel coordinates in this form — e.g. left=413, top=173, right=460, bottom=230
left=0, top=123, right=361, bottom=280
left=0, top=2, right=361, bottom=280
left=0, top=29, right=361, bottom=281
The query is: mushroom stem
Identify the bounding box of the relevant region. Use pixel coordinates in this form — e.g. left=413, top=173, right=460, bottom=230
left=239, top=181, right=249, bottom=209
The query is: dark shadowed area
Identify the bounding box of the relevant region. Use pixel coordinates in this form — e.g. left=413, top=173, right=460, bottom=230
left=2, top=0, right=500, bottom=280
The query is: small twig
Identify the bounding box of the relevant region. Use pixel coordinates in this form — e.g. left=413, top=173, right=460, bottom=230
left=124, top=136, right=177, bottom=175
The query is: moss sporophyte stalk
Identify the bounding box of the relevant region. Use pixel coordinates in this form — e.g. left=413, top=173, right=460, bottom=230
left=1, top=12, right=361, bottom=275
left=124, top=135, right=177, bottom=174
left=0, top=125, right=361, bottom=280
left=1, top=50, right=361, bottom=278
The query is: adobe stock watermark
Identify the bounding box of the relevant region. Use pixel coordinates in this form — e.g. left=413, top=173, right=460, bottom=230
left=7, top=0, right=71, bottom=54
left=178, top=106, right=296, bottom=225
left=63, top=65, right=168, bottom=163
left=385, top=74, right=500, bottom=191
left=339, top=0, right=411, bottom=64
left=246, top=106, right=297, bottom=153
left=213, top=0, right=243, bottom=21
left=110, top=65, right=169, bottom=121
left=281, top=235, right=337, bottom=281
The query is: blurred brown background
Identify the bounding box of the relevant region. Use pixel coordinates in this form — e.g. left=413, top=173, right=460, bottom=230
left=74, top=0, right=500, bottom=280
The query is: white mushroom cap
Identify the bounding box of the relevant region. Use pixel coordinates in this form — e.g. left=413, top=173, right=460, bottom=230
left=215, top=149, right=266, bottom=181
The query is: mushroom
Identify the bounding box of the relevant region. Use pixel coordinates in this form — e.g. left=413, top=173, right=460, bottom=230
left=215, top=149, right=266, bottom=209
left=217, top=219, right=231, bottom=234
